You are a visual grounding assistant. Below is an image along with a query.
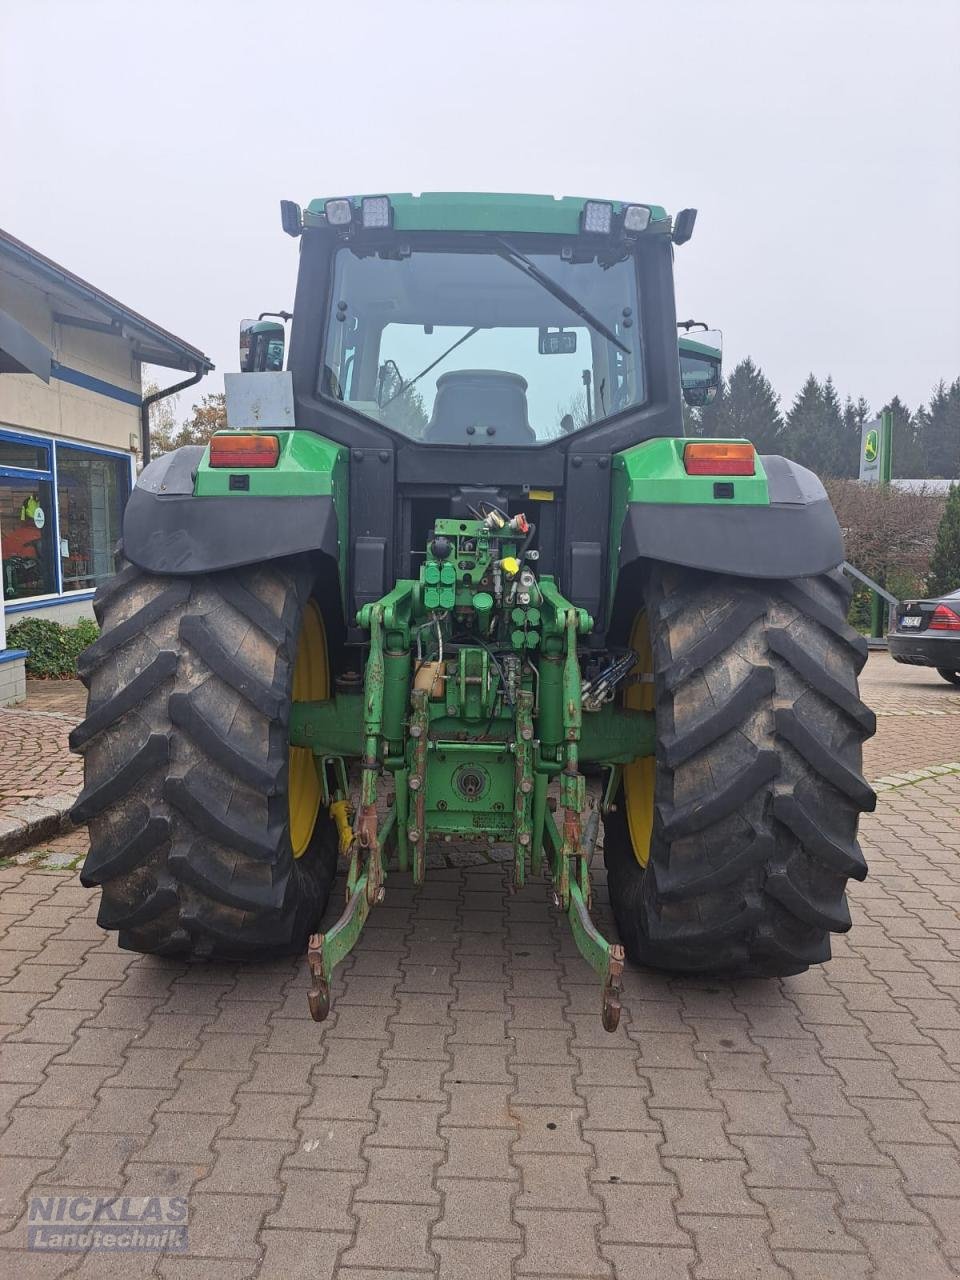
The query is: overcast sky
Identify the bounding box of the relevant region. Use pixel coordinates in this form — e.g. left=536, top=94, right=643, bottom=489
left=3, top=0, right=958, bottom=419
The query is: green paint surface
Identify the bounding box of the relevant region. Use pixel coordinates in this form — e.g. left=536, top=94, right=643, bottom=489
left=195, top=430, right=347, bottom=498
left=304, top=192, right=670, bottom=235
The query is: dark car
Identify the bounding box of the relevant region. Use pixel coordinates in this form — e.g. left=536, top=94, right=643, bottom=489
left=888, top=587, right=960, bottom=685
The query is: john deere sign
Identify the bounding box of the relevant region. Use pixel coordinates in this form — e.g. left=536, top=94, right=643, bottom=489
left=860, top=413, right=891, bottom=484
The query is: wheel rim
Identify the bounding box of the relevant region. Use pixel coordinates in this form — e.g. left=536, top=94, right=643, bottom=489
left=289, top=601, right=328, bottom=858
left=623, top=611, right=655, bottom=868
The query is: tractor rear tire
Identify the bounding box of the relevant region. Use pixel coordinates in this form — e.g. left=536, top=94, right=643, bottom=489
left=603, top=564, right=876, bottom=977
left=70, top=558, right=337, bottom=960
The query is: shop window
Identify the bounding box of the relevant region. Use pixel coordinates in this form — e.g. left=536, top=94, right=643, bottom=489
left=1, top=479, right=56, bottom=601
left=0, top=437, right=49, bottom=470
left=56, top=446, right=130, bottom=592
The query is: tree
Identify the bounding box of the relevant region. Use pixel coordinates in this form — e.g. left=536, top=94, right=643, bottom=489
left=150, top=392, right=226, bottom=455
left=783, top=374, right=828, bottom=473
left=922, top=379, right=960, bottom=480
left=377, top=367, right=429, bottom=437
left=841, top=395, right=870, bottom=478
left=695, top=374, right=730, bottom=438
left=885, top=395, right=926, bottom=479
left=823, top=477, right=946, bottom=599
left=710, top=358, right=783, bottom=452
left=927, top=483, right=960, bottom=595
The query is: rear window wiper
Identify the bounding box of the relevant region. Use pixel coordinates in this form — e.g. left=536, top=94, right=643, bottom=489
left=493, top=238, right=629, bottom=356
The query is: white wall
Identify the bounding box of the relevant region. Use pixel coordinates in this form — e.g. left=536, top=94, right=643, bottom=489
left=0, top=257, right=141, bottom=453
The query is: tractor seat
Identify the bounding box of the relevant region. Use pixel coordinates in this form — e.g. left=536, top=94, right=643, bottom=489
left=423, top=370, right=536, bottom=444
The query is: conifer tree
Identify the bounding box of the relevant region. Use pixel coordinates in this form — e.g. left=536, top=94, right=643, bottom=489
left=784, top=374, right=827, bottom=473
left=841, top=396, right=871, bottom=478
left=928, top=483, right=960, bottom=595
left=716, top=358, right=783, bottom=453
left=885, top=395, right=925, bottom=478
left=922, top=379, right=960, bottom=479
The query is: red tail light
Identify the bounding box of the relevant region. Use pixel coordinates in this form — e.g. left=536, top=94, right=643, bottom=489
left=683, top=442, right=756, bottom=476
left=929, top=604, right=960, bottom=631
left=209, top=433, right=280, bottom=468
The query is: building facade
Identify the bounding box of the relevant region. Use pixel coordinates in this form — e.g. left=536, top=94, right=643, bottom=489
left=0, top=229, right=212, bottom=704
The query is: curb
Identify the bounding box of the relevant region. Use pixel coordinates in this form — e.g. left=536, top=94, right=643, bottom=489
left=0, top=792, right=78, bottom=857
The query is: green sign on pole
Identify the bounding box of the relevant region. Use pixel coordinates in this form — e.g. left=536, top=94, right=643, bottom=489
left=860, top=412, right=892, bottom=484
left=866, top=409, right=894, bottom=636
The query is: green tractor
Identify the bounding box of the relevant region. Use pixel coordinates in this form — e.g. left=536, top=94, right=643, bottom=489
left=70, top=193, right=875, bottom=1031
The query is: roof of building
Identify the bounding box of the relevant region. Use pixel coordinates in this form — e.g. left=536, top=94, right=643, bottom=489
left=0, top=227, right=213, bottom=375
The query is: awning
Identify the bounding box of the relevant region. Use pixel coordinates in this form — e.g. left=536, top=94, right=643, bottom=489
left=0, top=308, right=51, bottom=381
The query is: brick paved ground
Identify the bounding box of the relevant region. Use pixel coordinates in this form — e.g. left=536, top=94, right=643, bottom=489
left=0, top=658, right=958, bottom=1278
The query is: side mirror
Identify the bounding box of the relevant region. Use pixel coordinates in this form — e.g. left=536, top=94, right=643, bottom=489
left=679, top=329, right=722, bottom=407
left=240, top=319, right=286, bottom=373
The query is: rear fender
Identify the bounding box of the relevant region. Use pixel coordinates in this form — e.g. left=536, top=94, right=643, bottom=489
left=123, top=442, right=343, bottom=580
left=610, top=443, right=844, bottom=609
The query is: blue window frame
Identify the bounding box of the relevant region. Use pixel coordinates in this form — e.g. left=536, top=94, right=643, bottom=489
left=1, top=426, right=134, bottom=606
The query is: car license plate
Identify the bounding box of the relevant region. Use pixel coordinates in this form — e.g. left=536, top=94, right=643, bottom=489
left=900, top=615, right=923, bottom=628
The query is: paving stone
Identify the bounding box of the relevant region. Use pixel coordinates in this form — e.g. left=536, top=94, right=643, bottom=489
left=600, top=1243, right=697, bottom=1280
left=355, top=1144, right=441, bottom=1203
left=445, top=1081, right=516, bottom=1128
left=753, top=1187, right=867, bottom=1252
left=440, top=1125, right=517, bottom=1179
left=854, top=1220, right=958, bottom=1279
left=774, top=1255, right=872, bottom=1280
left=445, top=1043, right=511, bottom=1084
left=514, top=1152, right=603, bottom=1210
left=857, top=1097, right=953, bottom=1145
left=596, top=1184, right=688, bottom=1247
left=679, top=1215, right=790, bottom=1279
left=665, top=1156, right=764, bottom=1216
left=0, top=1106, right=84, bottom=1157
left=826, top=1164, right=928, bottom=1223
left=21, top=1063, right=115, bottom=1109
left=264, top=1167, right=361, bottom=1230
left=376, top=1057, right=447, bottom=1101
left=46, top=1130, right=141, bottom=1188
left=433, top=1239, right=524, bottom=1280
left=257, top=1229, right=349, bottom=1280
left=197, top=1136, right=293, bottom=1195
left=638, top=1068, right=721, bottom=1111
left=516, top=1207, right=613, bottom=1274
left=158, top=1070, right=246, bottom=1116
left=435, top=1175, right=520, bottom=1238
left=737, top=1134, right=832, bottom=1188
left=285, top=1117, right=372, bottom=1171
left=578, top=1086, right=660, bottom=1133
left=301, top=1074, right=379, bottom=1120
left=366, top=1098, right=446, bottom=1148
left=800, top=1115, right=893, bottom=1166
left=339, top=1201, right=439, bottom=1270
left=236, top=1051, right=316, bottom=1094
left=884, top=1141, right=960, bottom=1194
left=910, top=1196, right=960, bottom=1256
left=138, top=1111, right=223, bottom=1164
left=78, top=1086, right=171, bottom=1134
left=176, top=1192, right=274, bottom=1258
left=587, top=1129, right=671, bottom=1184
left=316, top=1037, right=388, bottom=1077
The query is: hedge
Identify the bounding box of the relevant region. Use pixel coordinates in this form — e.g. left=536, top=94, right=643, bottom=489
left=6, top=616, right=99, bottom=679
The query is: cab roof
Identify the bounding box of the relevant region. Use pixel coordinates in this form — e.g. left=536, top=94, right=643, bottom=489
left=303, top=192, right=670, bottom=236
